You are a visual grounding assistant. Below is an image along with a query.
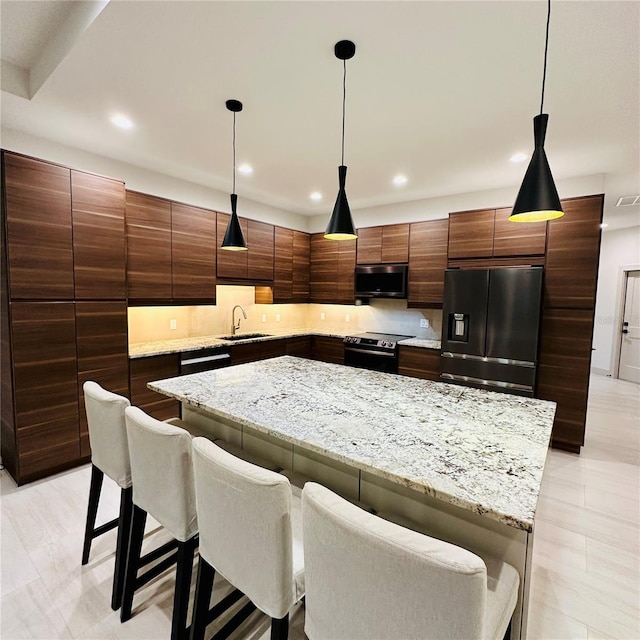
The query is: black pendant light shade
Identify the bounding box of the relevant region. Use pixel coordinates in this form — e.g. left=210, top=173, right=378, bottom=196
left=510, top=114, right=563, bottom=222
left=510, top=0, right=564, bottom=223
left=221, top=99, right=248, bottom=251
left=325, top=40, right=357, bottom=241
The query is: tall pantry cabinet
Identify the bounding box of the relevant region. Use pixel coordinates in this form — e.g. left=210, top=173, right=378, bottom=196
left=1, top=151, right=129, bottom=484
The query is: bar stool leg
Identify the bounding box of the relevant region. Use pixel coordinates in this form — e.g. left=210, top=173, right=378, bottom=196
left=82, top=464, right=104, bottom=565
left=189, top=558, right=216, bottom=640
left=120, top=505, right=147, bottom=623
left=111, top=487, right=133, bottom=610
left=270, top=613, right=289, bottom=640
left=171, top=536, right=198, bottom=640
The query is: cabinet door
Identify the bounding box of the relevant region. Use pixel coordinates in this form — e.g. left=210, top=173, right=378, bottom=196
left=217, top=213, right=248, bottom=279
left=4, top=153, right=74, bottom=300
left=545, top=196, right=603, bottom=310
left=286, top=336, right=312, bottom=358
left=261, top=339, right=287, bottom=360
left=274, top=227, right=293, bottom=302
left=310, top=234, right=338, bottom=303
left=126, top=191, right=172, bottom=300
left=248, top=220, right=274, bottom=281
left=76, top=301, right=129, bottom=458
left=493, top=207, right=547, bottom=257
left=11, top=302, right=79, bottom=482
left=447, top=209, right=495, bottom=259
left=311, top=336, right=344, bottom=364
left=130, top=355, right=180, bottom=421
left=337, top=241, right=356, bottom=304
left=408, top=219, right=449, bottom=307
left=398, top=346, right=441, bottom=381
left=356, top=227, right=383, bottom=264
left=72, top=171, right=126, bottom=299
left=537, top=308, right=594, bottom=451
left=171, top=203, right=217, bottom=301
left=231, top=343, right=263, bottom=365
left=381, top=224, right=410, bottom=263
left=292, top=231, right=310, bottom=302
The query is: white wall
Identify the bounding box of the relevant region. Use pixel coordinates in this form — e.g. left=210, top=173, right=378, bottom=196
left=592, top=226, right=640, bottom=374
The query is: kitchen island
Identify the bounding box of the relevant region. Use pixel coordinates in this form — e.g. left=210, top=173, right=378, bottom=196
left=149, top=356, right=556, bottom=638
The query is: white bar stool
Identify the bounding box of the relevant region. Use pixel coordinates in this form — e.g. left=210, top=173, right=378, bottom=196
left=121, top=406, right=199, bottom=640
left=190, top=437, right=305, bottom=640
left=302, top=482, right=520, bottom=640
left=81, top=381, right=133, bottom=611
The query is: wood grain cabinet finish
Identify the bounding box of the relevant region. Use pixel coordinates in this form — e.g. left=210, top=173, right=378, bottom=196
left=3, top=152, right=75, bottom=300
left=231, top=339, right=287, bottom=365
left=447, top=209, right=495, bottom=259
left=398, top=346, right=441, bottom=381
left=248, top=219, right=274, bottom=281
left=10, top=302, right=80, bottom=483
left=72, top=171, right=126, bottom=299
left=408, top=219, right=449, bottom=307
left=292, top=231, right=310, bottom=302
left=274, top=227, right=294, bottom=302
left=492, top=207, right=547, bottom=257
left=310, top=234, right=338, bottom=303
left=338, top=240, right=356, bottom=304
left=171, top=203, right=217, bottom=301
left=286, top=336, right=312, bottom=359
left=126, top=191, right=172, bottom=300
left=357, top=224, right=410, bottom=264
left=311, top=336, right=344, bottom=364
left=129, top=354, right=180, bottom=421
left=544, top=195, right=604, bottom=310
left=76, top=301, right=129, bottom=458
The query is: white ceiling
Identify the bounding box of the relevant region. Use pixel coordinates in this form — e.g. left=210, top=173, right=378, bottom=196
left=1, top=0, right=639, bottom=229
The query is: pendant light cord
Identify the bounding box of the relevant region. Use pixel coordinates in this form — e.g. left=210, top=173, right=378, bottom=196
left=540, top=0, right=551, bottom=115
left=341, top=59, right=346, bottom=166
left=232, top=111, right=237, bottom=194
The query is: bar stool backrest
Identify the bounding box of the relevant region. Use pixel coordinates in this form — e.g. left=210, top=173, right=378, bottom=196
left=125, top=406, right=197, bottom=542
left=83, top=381, right=131, bottom=489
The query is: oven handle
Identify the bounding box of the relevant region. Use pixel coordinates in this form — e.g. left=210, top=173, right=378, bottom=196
left=344, top=346, right=395, bottom=358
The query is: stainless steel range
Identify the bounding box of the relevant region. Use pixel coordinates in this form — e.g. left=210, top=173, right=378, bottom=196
left=343, top=332, right=414, bottom=373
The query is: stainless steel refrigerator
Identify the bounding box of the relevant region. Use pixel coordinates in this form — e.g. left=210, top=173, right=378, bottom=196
left=440, top=267, right=544, bottom=397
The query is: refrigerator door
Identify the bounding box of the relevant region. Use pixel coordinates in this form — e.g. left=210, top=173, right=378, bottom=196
left=486, top=267, right=544, bottom=362
left=441, top=269, right=489, bottom=356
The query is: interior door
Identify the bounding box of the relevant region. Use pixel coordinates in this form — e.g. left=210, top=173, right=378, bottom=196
left=618, top=270, right=640, bottom=383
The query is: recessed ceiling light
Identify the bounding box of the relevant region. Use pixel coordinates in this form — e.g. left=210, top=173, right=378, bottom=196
left=600, top=223, right=609, bottom=229
left=238, top=164, right=253, bottom=175
left=509, top=152, right=528, bottom=163
left=310, top=192, right=322, bottom=202
left=110, top=114, right=134, bottom=130
left=393, top=174, right=408, bottom=186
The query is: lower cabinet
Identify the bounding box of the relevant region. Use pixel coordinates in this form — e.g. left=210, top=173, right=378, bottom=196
left=231, top=339, right=287, bottom=365
left=398, top=346, right=441, bottom=381
left=286, top=336, right=312, bottom=359
left=311, top=336, right=344, bottom=365
left=129, top=354, right=180, bottom=421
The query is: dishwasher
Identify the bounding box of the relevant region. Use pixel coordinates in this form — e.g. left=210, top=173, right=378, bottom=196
left=180, top=347, right=232, bottom=375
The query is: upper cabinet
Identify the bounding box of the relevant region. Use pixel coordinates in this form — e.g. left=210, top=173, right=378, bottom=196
left=407, top=219, right=449, bottom=308
left=274, top=227, right=311, bottom=303
left=216, top=214, right=274, bottom=282
left=292, top=230, right=310, bottom=302
left=356, top=224, right=409, bottom=264
left=448, top=208, right=547, bottom=260
left=3, top=152, right=75, bottom=300
left=310, top=233, right=355, bottom=304
left=72, top=171, right=126, bottom=300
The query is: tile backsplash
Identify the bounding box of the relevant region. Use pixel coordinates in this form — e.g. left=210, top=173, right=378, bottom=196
left=128, top=285, right=442, bottom=344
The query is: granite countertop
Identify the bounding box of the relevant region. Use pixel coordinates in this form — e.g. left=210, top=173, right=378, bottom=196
left=130, top=329, right=441, bottom=358
left=149, top=356, right=555, bottom=531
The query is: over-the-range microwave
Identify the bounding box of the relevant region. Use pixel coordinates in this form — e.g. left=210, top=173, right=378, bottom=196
left=354, top=264, right=408, bottom=299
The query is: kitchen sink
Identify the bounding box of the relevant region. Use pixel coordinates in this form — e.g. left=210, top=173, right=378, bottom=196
left=217, top=333, right=272, bottom=341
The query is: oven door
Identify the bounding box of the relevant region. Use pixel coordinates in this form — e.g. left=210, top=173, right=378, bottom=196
left=344, top=346, right=398, bottom=373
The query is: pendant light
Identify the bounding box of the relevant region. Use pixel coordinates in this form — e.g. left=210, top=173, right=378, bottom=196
left=325, top=40, right=357, bottom=241
left=510, top=0, right=563, bottom=223
left=221, top=99, right=248, bottom=251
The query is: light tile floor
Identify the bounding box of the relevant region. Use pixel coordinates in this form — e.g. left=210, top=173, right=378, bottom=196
left=1, top=374, right=638, bottom=639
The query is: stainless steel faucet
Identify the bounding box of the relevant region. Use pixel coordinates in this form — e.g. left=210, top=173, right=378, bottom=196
left=232, top=305, right=247, bottom=335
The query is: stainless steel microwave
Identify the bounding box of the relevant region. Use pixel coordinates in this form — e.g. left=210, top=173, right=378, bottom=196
left=354, top=264, right=408, bottom=298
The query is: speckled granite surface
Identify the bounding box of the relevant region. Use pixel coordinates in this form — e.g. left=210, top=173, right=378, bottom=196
left=130, top=329, right=441, bottom=358
left=149, top=356, right=555, bottom=531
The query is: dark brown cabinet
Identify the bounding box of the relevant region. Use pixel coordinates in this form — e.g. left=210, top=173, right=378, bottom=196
left=72, top=171, right=126, bottom=300
left=407, top=219, right=449, bottom=307
left=274, top=227, right=294, bottom=303
left=311, top=336, right=344, bottom=364
left=293, top=230, right=310, bottom=302
left=129, top=354, right=180, bottom=421
left=356, top=224, right=410, bottom=264
left=493, top=207, right=547, bottom=258
left=286, top=336, right=312, bottom=358
left=76, top=302, right=129, bottom=458
left=398, top=346, right=441, bottom=381
left=231, top=339, right=287, bottom=365
left=310, top=234, right=356, bottom=304
left=4, top=153, right=75, bottom=300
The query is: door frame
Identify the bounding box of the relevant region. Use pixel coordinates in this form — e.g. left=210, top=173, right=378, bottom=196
left=612, top=264, right=640, bottom=379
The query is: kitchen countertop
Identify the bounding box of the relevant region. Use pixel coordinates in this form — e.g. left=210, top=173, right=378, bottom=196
left=149, top=356, right=555, bottom=531
left=129, top=329, right=441, bottom=358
